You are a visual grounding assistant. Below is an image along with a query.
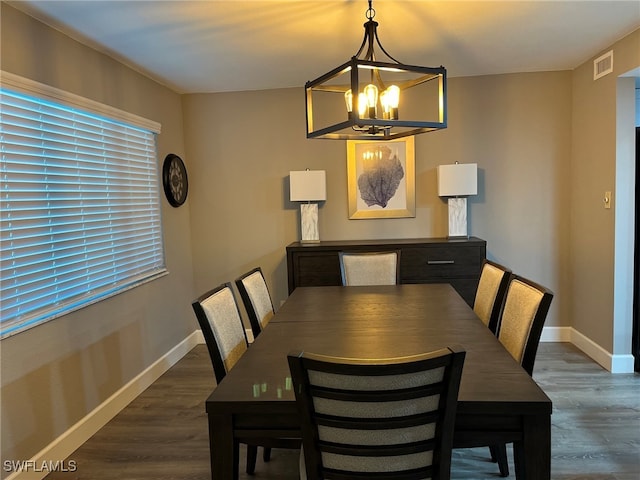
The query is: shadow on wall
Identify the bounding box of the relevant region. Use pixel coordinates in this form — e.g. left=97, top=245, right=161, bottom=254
left=0, top=324, right=144, bottom=464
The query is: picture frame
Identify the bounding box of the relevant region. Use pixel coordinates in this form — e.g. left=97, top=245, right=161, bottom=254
left=346, top=136, right=415, bottom=219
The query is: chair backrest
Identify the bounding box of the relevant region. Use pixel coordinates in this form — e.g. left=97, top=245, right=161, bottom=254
left=473, top=259, right=512, bottom=334
left=497, top=275, right=554, bottom=376
left=235, top=267, right=275, bottom=340
left=191, top=283, right=248, bottom=383
left=288, top=347, right=466, bottom=480
left=339, top=250, right=400, bottom=286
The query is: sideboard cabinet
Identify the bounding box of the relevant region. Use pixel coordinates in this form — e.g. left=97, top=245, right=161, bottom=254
left=286, top=237, right=486, bottom=306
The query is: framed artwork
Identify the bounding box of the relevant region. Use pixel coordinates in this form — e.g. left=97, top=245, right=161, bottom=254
left=346, top=136, right=415, bottom=219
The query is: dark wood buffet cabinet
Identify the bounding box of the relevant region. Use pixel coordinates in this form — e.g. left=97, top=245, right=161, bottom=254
left=286, top=237, right=486, bottom=307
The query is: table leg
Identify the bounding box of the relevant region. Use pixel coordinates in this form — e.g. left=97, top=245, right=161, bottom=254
left=208, top=413, right=239, bottom=480
left=513, top=414, right=551, bottom=480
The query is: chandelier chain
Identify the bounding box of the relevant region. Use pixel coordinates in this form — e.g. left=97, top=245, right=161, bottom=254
left=366, top=0, right=375, bottom=21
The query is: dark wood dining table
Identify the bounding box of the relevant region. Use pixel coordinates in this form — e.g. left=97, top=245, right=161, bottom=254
left=205, top=284, right=552, bottom=479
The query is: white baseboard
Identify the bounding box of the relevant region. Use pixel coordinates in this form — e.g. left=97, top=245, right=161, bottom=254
left=505, top=325, right=634, bottom=373
left=539, top=326, right=572, bottom=342
left=541, top=326, right=634, bottom=373
left=568, top=327, right=635, bottom=373
left=5, top=330, right=203, bottom=480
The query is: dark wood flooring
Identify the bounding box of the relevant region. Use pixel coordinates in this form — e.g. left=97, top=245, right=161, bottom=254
left=45, top=343, right=639, bottom=480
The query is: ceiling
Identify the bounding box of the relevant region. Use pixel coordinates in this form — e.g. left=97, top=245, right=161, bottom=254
left=9, top=1, right=640, bottom=94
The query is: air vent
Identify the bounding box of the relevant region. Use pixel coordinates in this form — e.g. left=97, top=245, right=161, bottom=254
left=593, top=50, right=614, bottom=80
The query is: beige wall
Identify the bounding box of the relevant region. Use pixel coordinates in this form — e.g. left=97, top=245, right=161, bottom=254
left=1, top=4, right=196, bottom=472
left=1, top=0, right=638, bottom=471
left=184, top=71, right=573, bottom=326
left=571, top=29, right=640, bottom=353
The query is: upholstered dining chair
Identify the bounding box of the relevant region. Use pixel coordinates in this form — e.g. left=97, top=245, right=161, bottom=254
left=192, top=283, right=248, bottom=385
left=498, top=274, right=554, bottom=375
left=235, top=267, right=275, bottom=341
left=471, top=259, right=512, bottom=474
left=192, top=283, right=298, bottom=474
left=483, top=274, right=554, bottom=477
left=288, top=346, right=466, bottom=480
left=338, top=250, right=401, bottom=286
left=473, top=259, right=512, bottom=334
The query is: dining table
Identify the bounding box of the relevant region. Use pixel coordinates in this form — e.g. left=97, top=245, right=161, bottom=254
left=205, top=283, right=552, bottom=479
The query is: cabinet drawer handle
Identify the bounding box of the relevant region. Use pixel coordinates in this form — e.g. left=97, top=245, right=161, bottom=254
left=427, top=260, right=455, bottom=265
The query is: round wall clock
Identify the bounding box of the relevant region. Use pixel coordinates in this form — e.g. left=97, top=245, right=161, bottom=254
left=162, top=153, right=188, bottom=207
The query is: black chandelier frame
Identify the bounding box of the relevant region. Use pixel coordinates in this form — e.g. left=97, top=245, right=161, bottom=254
left=305, top=1, right=447, bottom=140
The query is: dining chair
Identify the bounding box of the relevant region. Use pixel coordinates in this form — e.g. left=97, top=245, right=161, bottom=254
left=288, top=346, right=466, bottom=480
left=484, top=274, right=554, bottom=477
left=338, top=250, right=401, bottom=286
left=473, top=259, right=512, bottom=334
left=191, top=283, right=248, bottom=385
left=498, top=274, right=554, bottom=375
left=471, top=259, right=511, bottom=474
left=192, top=283, right=298, bottom=474
left=235, top=266, right=275, bottom=341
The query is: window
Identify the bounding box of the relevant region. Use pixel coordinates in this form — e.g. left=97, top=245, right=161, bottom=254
left=1, top=73, right=166, bottom=338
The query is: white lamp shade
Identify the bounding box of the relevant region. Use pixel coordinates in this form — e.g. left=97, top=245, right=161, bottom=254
left=438, top=163, right=478, bottom=197
left=290, top=170, right=327, bottom=201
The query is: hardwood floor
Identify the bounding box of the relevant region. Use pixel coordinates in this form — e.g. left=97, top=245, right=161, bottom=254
left=44, top=343, right=639, bottom=480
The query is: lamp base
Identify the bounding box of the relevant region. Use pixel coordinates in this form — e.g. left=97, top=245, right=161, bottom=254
left=447, top=197, right=468, bottom=238
left=300, top=203, right=320, bottom=243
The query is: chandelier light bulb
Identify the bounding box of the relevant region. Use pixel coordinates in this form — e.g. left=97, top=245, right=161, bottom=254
left=364, top=84, right=378, bottom=107
left=357, top=92, right=368, bottom=117
left=385, top=85, right=400, bottom=108
left=344, top=89, right=353, bottom=113
left=380, top=90, right=390, bottom=119
left=363, top=84, right=378, bottom=118
left=380, top=85, right=400, bottom=120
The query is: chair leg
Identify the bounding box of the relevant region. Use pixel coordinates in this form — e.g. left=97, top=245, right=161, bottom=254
left=246, top=445, right=258, bottom=475
left=263, top=446, right=272, bottom=462
left=489, top=444, right=510, bottom=477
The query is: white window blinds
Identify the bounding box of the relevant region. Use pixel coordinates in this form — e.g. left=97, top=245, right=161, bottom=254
left=1, top=80, right=166, bottom=338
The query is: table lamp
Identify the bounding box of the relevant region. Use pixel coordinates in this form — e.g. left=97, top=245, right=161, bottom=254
left=290, top=170, right=326, bottom=243
left=437, top=162, right=477, bottom=238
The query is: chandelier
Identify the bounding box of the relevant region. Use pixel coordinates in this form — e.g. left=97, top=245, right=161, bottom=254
left=305, top=0, right=447, bottom=140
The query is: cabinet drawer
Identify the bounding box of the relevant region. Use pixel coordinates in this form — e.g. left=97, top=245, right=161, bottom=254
left=401, top=246, right=483, bottom=282
left=291, top=252, right=341, bottom=288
